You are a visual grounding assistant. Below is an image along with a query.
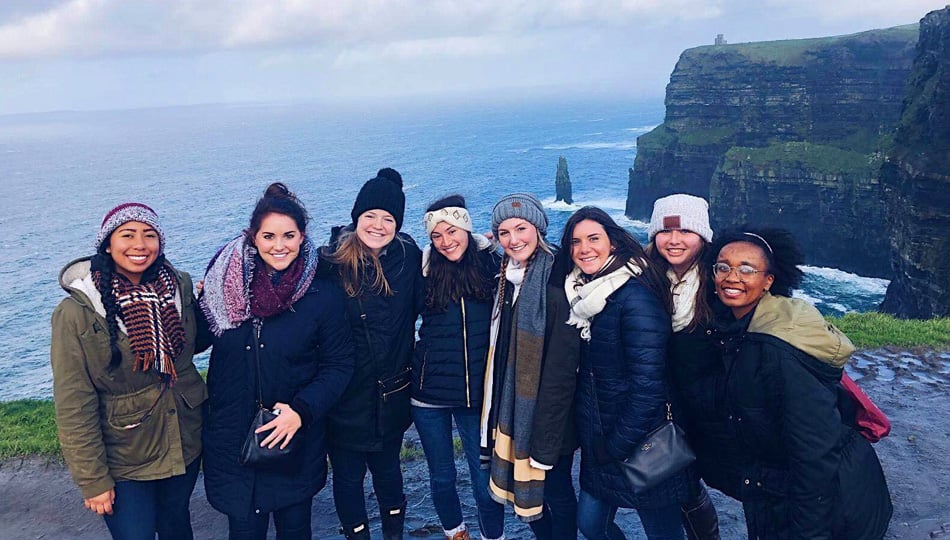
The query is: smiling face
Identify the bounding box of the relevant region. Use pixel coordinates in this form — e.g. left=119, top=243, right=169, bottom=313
left=655, top=229, right=704, bottom=276
left=356, top=209, right=397, bottom=255
left=714, top=241, right=775, bottom=320
left=107, top=221, right=160, bottom=284
left=571, top=219, right=612, bottom=276
left=430, top=221, right=469, bottom=263
left=253, top=213, right=303, bottom=272
left=497, top=218, right=539, bottom=264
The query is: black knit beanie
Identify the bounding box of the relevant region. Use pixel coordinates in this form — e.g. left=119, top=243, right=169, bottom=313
left=351, top=168, right=406, bottom=231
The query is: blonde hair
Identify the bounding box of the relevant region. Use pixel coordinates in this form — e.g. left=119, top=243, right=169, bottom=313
left=329, top=229, right=393, bottom=297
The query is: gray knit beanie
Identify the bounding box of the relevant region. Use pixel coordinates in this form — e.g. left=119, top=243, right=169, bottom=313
left=647, top=194, right=713, bottom=243
left=491, top=193, right=548, bottom=237
left=95, top=202, right=165, bottom=253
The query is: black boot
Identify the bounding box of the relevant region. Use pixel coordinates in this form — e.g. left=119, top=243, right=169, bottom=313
left=681, top=488, right=720, bottom=540
left=380, top=496, right=407, bottom=540
left=340, top=522, right=371, bottom=540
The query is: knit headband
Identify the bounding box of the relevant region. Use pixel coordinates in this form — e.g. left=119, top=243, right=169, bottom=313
left=423, top=206, right=472, bottom=236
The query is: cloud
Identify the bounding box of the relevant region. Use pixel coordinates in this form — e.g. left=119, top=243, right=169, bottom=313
left=0, top=0, right=725, bottom=60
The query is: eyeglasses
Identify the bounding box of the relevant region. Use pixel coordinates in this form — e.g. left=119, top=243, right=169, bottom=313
left=712, top=263, right=765, bottom=280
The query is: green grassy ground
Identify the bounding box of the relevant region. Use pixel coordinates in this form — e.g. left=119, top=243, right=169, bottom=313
left=3, top=313, right=946, bottom=460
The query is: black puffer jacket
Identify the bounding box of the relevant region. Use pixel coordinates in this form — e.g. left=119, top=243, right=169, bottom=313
left=324, top=231, right=423, bottom=451
left=575, top=279, right=689, bottom=510
left=667, top=310, right=744, bottom=500
left=717, top=293, right=892, bottom=539
left=201, top=276, right=355, bottom=516
left=412, top=246, right=500, bottom=408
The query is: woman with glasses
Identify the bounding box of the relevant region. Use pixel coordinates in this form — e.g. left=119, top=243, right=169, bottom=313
left=710, top=227, right=892, bottom=539
left=644, top=194, right=723, bottom=540
left=52, top=203, right=207, bottom=539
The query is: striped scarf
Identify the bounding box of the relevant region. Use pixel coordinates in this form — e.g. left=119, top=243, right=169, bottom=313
left=108, top=263, right=185, bottom=385
left=483, top=251, right=552, bottom=521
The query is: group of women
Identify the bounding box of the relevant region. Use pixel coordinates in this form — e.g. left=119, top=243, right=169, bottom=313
left=51, top=170, right=893, bottom=540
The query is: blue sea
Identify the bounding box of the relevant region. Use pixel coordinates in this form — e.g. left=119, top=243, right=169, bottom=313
left=0, top=97, right=889, bottom=400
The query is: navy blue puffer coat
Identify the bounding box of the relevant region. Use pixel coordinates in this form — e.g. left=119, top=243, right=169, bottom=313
left=575, top=279, right=690, bottom=510
left=201, top=276, right=355, bottom=517
left=412, top=247, right=500, bottom=408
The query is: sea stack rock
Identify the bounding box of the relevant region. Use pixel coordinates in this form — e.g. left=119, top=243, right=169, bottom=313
left=555, top=156, right=573, bottom=204
left=880, top=7, right=950, bottom=318
left=626, top=25, right=918, bottom=277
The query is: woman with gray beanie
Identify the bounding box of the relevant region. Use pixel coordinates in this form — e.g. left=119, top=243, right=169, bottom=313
left=480, top=193, right=580, bottom=540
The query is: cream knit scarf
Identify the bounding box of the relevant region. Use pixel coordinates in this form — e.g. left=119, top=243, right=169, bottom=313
left=564, top=257, right=644, bottom=341
left=669, top=265, right=701, bottom=333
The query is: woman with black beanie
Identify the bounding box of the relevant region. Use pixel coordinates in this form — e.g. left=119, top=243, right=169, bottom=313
left=321, top=168, right=424, bottom=540
left=52, top=202, right=207, bottom=539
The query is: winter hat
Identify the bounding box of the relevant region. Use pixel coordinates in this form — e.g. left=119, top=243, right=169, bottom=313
left=95, top=202, right=165, bottom=253
left=351, top=167, right=406, bottom=231
left=491, top=193, right=548, bottom=237
left=648, top=194, right=713, bottom=243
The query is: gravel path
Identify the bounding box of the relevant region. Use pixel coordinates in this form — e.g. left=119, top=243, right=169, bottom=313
left=1, top=348, right=947, bottom=539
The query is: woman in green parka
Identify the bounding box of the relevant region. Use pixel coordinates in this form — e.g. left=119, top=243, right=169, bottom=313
left=51, top=203, right=207, bottom=540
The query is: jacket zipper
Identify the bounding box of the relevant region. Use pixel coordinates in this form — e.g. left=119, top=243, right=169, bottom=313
left=461, top=297, right=471, bottom=407
left=419, top=351, right=428, bottom=390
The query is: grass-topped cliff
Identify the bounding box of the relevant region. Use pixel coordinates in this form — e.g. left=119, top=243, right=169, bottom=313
left=627, top=24, right=919, bottom=279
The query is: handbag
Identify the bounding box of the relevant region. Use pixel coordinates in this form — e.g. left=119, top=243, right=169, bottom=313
left=619, top=403, right=696, bottom=493
left=840, top=372, right=891, bottom=443
left=375, top=366, right=412, bottom=437
left=239, top=319, right=301, bottom=469
left=589, top=366, right=695, bottom=495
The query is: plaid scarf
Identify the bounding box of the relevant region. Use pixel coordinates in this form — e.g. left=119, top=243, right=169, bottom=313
left=200, top=234, right=319, bottom=336
left=105, top=263, right=185, bottom=385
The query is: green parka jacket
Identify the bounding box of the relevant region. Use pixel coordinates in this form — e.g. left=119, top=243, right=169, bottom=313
left=50, top=257, right=207, bottom=499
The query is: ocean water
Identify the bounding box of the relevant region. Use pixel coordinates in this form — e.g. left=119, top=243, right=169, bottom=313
left=0, top=97, right=888, bottom=400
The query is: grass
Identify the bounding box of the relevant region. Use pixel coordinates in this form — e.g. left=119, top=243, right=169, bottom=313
left=826, top=313, right=950, bottom=350
left=0, top=400, right=60, bottom=459
left=4, top=312, right=947, bottom=460
left=721, top=142, right=881, bottom=177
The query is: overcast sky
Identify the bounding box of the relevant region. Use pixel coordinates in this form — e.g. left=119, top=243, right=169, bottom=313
left=0, top=0, right=946, bottom=115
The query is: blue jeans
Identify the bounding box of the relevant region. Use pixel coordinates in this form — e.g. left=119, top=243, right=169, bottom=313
left=412, top=405, right=505, bottom=539
left=527, top=453, right=578, bottom=540
left=329, top=438, right=405, bottom=527
left=226, top=498, right=312, bottom=540
left=577, top=489, right=684, bottom=540
left=103, top=458, right=200, bottom=540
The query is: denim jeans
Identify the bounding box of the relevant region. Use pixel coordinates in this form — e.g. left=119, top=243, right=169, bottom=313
left=412, top=405, right=505, bottom=539
left=103, top=458, right=200, bottom=540
left=329, top=438, right=405, bottom=527
left=526, top=453, right=578, bottom=540
left=577, top=489, right=684, bottom=540
left=226, top=498, right=312, bottom=540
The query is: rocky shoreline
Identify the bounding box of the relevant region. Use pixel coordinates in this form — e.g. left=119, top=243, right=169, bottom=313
left=2, top=347, right=947, bottom=539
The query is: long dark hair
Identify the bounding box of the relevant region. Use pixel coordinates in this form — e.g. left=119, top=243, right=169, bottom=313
left=554, top=206, right=673, bottom=315
left=424, top=195, right=496, bottom=312
left=711, top=226, right=804, bottom=297
left=646, top=237, right=714, bottom=330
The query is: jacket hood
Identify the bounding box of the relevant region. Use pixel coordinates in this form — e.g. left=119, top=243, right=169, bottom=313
left=748, top=292, right=854, bottom=368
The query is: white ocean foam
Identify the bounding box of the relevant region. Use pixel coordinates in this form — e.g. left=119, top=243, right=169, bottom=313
left=540, top=141, right=637, bottom=151
left=792, top=290, right=823, bottom=306
left=800, top=265, right=890, bottom=294
left=578, top=198, right=627, bottom=211
left=544, top=199, right=580, bottom=212
left=403, top=183, right=420, bottom=191
left=623, top=124, right=659, bottom=133
left=826, top=303, right=849, bottom=313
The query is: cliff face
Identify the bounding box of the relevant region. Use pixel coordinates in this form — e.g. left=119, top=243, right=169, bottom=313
left=880, top=7, right=950, bottom=318
left=627, top=26, right=917, bottom=276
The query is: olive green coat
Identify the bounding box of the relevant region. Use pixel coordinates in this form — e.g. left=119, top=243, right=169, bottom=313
left=51, top=257, right=207, bottom=499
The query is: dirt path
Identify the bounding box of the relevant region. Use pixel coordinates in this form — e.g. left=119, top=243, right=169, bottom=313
left=1, top=348, right=947, bottom=539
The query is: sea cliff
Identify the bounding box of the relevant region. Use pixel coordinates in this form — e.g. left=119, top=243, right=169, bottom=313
left=880, top=7, right=950, bottom=318
left=626, top=25, right=918, bottom=277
